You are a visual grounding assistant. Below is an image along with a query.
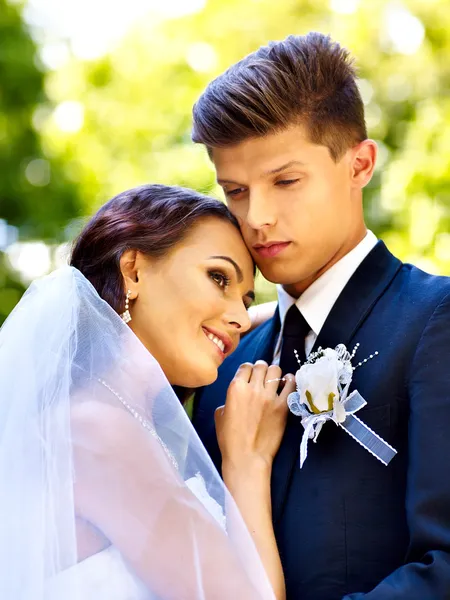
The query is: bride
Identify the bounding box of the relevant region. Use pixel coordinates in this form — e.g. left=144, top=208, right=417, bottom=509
left=0, top=184, right=294, bottom=600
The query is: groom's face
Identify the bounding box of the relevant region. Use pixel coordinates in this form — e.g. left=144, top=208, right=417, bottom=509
left=212, top=124, right=368, bottom=296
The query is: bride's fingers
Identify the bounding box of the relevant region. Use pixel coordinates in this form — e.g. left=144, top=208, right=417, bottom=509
left=278, top=373, right=296, bottom=405
left=249, top=360, right=269, bottom=386
left=233, top=362, right=253, bottom=383
left=264, top=364, right=282, bottom=394
left=214, top=405, right=225, bottom=427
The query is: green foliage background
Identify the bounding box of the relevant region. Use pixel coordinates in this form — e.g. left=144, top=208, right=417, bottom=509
left=1, top=0, right=450, bottom=324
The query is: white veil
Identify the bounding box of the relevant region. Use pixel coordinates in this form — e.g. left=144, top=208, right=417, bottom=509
left=0, top=266, right=274, bottom=599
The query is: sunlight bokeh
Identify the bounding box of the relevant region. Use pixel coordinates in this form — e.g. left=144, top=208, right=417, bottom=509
left=1, top=0, right=449, bottom=321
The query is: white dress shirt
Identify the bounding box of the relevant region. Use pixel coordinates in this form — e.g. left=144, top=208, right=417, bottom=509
left=273, top=230, right=378, bottom=364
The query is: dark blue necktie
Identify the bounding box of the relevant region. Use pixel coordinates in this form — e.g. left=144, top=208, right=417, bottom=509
left=279, top=304, right=311, bottom=376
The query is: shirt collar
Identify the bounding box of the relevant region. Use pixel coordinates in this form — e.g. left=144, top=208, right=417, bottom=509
left=277, top=230, right=378, bottom=336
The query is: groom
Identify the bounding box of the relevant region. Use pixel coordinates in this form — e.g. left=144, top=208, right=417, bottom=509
left=191, top=33, right=450, bottom=599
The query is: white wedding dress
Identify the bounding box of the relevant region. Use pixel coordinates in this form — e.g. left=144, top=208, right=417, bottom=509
left=44, top=475, right=226, bottom=600
left=44, top=546, right=149, bottom=600
left=0, top=267, right=274, bottom=600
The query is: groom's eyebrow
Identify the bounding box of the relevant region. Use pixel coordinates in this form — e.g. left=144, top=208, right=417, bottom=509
left=265, top=160, right=307, bottom=175
left=217, top=160, right=307, bottom=184
left=217, top=177, right=242, bottom=185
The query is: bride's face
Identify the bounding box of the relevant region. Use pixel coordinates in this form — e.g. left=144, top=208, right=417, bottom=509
left=127, top=217, right=255, bottom=387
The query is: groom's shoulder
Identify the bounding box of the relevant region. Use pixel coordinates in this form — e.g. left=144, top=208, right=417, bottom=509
left=239, top=317, right=275, bottom=351
left=372, top=240, right=450, bottom=302
left=396, top=258, right=450, bottom=306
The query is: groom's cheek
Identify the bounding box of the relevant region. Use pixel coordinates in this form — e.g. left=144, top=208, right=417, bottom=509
left=227, top=201, right=247, bottom=225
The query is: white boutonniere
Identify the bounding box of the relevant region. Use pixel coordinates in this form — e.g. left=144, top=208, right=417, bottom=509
left=286, top=343, right=397, bottom=468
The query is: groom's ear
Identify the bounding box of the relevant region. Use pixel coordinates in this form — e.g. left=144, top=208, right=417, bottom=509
left=349, top=139, right=377, bottom=189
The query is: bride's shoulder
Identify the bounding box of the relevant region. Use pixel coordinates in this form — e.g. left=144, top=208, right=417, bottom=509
left=71, top=401, right=139, bottom=458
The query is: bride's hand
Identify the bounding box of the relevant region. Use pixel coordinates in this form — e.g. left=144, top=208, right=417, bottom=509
left=216, top=362, right=293, bottom=600
left=215, top=361, right=295, bottom=472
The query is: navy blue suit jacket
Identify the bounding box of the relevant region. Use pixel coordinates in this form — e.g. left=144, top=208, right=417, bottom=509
left=193, top=241, right=450, bottom=599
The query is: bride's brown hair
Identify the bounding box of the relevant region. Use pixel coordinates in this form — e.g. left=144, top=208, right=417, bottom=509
left=70, top=184, right=240, bottom=315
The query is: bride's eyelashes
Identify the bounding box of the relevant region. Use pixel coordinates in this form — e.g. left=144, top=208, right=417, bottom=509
left=208, top=269, right=231, bottom=291
left=208, top=269, right=252, bottom=310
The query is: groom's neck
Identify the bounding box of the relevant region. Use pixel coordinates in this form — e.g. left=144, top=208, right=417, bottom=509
left=282, top=224, right=368, bottom=299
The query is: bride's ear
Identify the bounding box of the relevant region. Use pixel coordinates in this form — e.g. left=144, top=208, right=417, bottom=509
left=119, top=250, right=140, bottom=298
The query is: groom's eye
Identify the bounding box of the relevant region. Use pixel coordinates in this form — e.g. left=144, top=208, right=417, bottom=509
left=225, top=187, right=246, bottom=198
left=275, top=178, right=300, bottom=187
left=243, top=297, right=253, bottom=310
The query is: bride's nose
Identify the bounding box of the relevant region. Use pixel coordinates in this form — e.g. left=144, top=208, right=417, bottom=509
left=225, top=301, right=251, bottom=334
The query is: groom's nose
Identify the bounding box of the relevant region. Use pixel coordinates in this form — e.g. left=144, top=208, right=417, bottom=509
left=246, top=191, right=277, bottom=230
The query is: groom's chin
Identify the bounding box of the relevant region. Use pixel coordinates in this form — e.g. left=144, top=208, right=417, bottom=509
left=256, top=264, right=303, bottom=287
left=254, top=255, right=319, bottom=289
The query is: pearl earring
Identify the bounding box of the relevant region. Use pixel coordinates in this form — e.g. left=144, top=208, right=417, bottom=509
left=121, top=290, right=132, bottom=323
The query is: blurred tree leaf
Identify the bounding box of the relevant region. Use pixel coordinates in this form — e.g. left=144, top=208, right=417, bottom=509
left=38, top=0, right=450, bottom=283
left=0, top=0, right=80, bottom=239
left=2, top=0, right=450, bottom=321
left=0, top=0, right=81, bottom=324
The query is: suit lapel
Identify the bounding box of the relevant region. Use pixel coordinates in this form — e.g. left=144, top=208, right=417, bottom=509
left=271, top=241, right=403, bottom=523
left=312, top=241, right=402, bottom=352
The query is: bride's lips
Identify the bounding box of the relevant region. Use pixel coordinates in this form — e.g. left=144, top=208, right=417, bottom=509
left=202, top=326, right=233, bottom=360
left=253, top=241, right=291, bottom=258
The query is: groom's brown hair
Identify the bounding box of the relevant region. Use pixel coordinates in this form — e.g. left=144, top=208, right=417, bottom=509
left=192, top=32, right=367, bottom=161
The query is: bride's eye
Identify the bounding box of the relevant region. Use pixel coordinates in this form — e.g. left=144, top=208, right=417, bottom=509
left=208, top=270, right=231, bottom=290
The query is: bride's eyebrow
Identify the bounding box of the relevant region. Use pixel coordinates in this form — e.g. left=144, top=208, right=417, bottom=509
left=207, top=255, right=255, bottom=302
left=208, top=255, right=243, bottom=282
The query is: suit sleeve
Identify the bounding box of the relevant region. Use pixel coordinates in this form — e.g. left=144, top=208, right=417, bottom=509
left=344, top=292, right=450, bottom=599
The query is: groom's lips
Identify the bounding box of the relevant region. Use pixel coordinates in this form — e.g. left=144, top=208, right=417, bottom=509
left=253, top=241, right=291, bottom=258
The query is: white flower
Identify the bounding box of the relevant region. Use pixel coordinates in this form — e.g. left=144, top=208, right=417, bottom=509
left=323, top=346, right=353, bottom=387
left=296, top=354, right=340, bottom=413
